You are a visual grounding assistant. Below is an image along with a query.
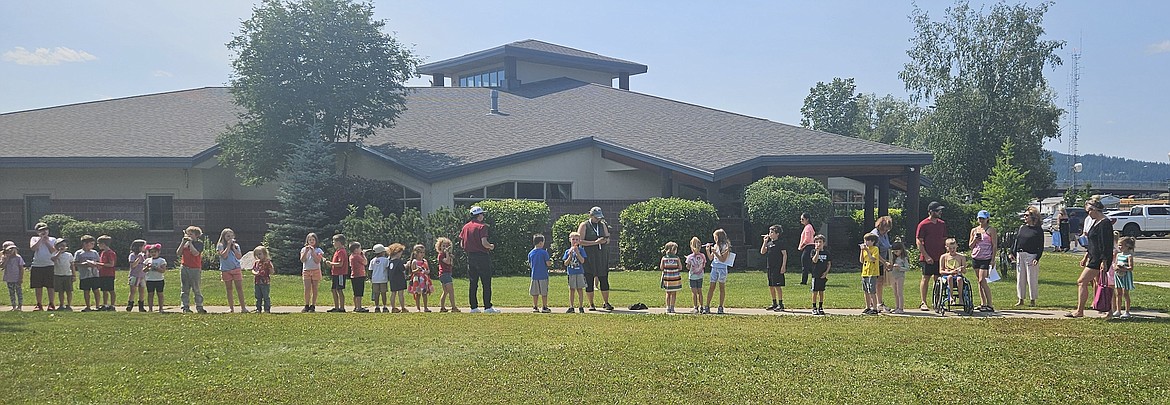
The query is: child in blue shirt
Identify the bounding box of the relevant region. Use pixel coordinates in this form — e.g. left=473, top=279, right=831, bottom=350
left=528, top=234, right=552, bottom=313
left=563, top=232, right=587, bottom=313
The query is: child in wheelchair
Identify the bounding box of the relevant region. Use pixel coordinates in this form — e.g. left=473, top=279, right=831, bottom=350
left=936, top=238, right=973, bottom=314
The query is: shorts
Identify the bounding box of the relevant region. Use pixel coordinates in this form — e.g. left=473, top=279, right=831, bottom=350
left=530, top=279, right=549, bottom=296
left=810, top=277, right=828, bottom=292
left=371, top=282, right=388, bottom=296
left=53, top=275, right=73, bottom=292
left=146, top=280, right=165, bottom=293
left=709, top=266, right=728, bottom=283
left=129, top=275, right=146, bottom=287
left=302, top=269, right=322, bottom=282
left=972, top=258, right=992, bottom=270
left=921, top=261, right=940, bottom=277
left=567, top=273, right=586, bottom=289
left=689, top=278, right=703, bottom=290
left=220, top=269, right=243, bottom=282
left=767, top=270, right=785, bottom=287
left=351, top=276, right=366, bottom=297
left=331, top=275, right=347, bottom=290
left=30, top=266, right=54, bottom=289
left=79, top=277, right=100, bottom=291
left=861, top=276, right=877, bottom=294
left=1087, top=258, right=1107, bottom=271
left=99, top=276, right=116, bottom=292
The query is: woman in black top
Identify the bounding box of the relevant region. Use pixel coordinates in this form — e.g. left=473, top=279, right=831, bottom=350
left=1069, top=199, right=1112, bottom=318
left=1010, top=207, right=1045, bottom=306
left=1057, top=208, right=1071, bottom=252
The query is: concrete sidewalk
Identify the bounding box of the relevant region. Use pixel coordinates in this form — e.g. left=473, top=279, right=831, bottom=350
left=73, top=305, right=1168, bottom=320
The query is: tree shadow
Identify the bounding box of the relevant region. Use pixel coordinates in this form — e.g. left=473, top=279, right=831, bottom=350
left=0, top=319, right=27, bottom=333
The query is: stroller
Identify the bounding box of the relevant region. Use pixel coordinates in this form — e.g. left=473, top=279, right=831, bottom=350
left=932, top=274, right=974, bottom=315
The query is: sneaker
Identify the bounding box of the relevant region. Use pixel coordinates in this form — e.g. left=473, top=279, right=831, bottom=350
left=375, top=307, right=383, bottom=313
left=566, top=307, right=575, bottom=313
left=81, top=307, right=93, bottom=312
left=588, top=306, right=598, bottom=312
left=541, top=307, right=551, bottom=313
left=181, top=306, right=191, bottom=313
left=34, top=305, right=43, bottom=311
left=400, top=308, right=410, bottom=313
left=484, top=308, right=501, bottom=314
left=691, top=308, right=700, bottom=314
left=63, top=306, right=74, bottom=312
left=301, top=306, right=311, bottom=313
left=391, top=307, right=401, bottom=313
left=196, top=307, right=208, bottom=314
left=893, top=309, right=905, bottom=314
left=439, top=308, right=448, bottom=313
left=532, top=307, right=541, bottom=313
left=355, top=307, right=369, bottom=313
left=1110, top=311, right=1121, bottom=317
left=470, top=308, right=482, bottom=313
left=603, top=303, right=615, bottom=311
left=717, top=307, right=725, bottom=315
left=765, top=304, right=777, bottom=311
left=1121, top=311, right=1132, bottom=319
left=577, top=307, right=585, bottom=313
left=308, top=305, right=316, bottom=313
left=451, top=307, right=461, bottom=313
left=241, top=308, right=250, bottom=313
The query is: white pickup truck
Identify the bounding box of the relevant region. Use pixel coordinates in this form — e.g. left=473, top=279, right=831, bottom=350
left=1112, top=205, right=1170, bottom=237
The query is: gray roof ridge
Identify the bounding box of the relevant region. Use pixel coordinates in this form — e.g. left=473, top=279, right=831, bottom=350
left=506, top=39, right=641, bottom=65
left=1, top=86, right=227, bottom=116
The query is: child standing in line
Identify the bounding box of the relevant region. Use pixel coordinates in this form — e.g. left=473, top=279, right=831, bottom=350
left=95, top=235, right=117, bottom=311
left=387, top=243, right=408, bottom=313
left=408, top=244, right=433, bottom=312
left=435, top=237, right=459, bottom=312
left=349, top=241, right=368, bottom=313
left=686, top=237, right=706, bottom=314
left=810, top=235, right=831, bottom=315
left=760, top=225, right=787, bottom=312
left=660, top=242, right=682, bottom=313
left=327, top=234, right=349, bottom=313
left=250, top=245, right=273, bottom=314
left=3, top=241, right=24, bottom=310
left=888, top=242, right=910, bottom=314
left=52, top=240, right=75, bottom=311
left=300, top=233, right=324, bottom=313
left=563, top=232, right=587, bottom=313
left=528, top=234, right=552, bottom=313
left=144, top=243, right=167, bottom=312
left=127, top=239, right=148, bottom=312
left=939, top=238, right=967, bottom=306
left=860, top=233, right=881, bottom=315
left=74, top=235, right=101, bottom=312
left=217, top=229, right=248, bottom=313
left=368, top=244, right=390, bottom=313
left=704, top=229, right=732, bottom=315
left=1113, top=237, right=1137, bottom=319
left=176, top=225, right=206, bottom=314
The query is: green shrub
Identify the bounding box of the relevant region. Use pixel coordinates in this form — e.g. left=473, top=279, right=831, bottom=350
left=60, top=219, right=143, bottom=267
left=744, top=176, right=832, bottom=249
left=340, top=205, right=427, bottom=250
left=551, top=213, right=591, bottom=268
left=619, top=198, right=718, bottom=270
left=917, top=196, right=978, bottom=249
left=848, top=208, right=906, bottom=243
left=37, top=214, right=78, bottom=236
left=475, top=200, right=550, bottom=276
left=199, top=236, right=219, bottom=270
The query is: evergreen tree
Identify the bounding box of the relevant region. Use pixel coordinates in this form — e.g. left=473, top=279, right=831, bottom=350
left=264, top=128, right=337, bottom=273
left=980, top=139, right=1032, bottom=234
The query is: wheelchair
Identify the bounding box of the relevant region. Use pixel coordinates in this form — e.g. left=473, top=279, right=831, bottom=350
left=932, top=274, right=974, bottom=315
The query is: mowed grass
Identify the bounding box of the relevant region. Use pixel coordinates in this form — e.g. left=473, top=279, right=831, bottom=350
left=12, top=252, right=1170, bottom=311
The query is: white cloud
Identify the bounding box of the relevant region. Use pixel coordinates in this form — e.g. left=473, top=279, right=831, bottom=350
left=2, top=46, right=98, bottom=65
left=1147, top=40, right=1170, bottom=55
left=152, top=70, right=173, bottom=78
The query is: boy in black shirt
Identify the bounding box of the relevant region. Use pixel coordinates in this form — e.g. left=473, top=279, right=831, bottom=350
left=810, top=235, right=831, bottom=315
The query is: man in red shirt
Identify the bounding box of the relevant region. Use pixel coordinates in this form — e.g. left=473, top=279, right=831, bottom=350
left=459, top=206, right=496, bottom=313
left=916, top=201, right=948, bottom=311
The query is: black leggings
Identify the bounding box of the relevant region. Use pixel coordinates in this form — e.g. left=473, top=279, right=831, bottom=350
left=467, top=253, right=493, bottom=309
left=585, top=272, right=609, bottom=293
left=800, top=245, right=815, bottom=284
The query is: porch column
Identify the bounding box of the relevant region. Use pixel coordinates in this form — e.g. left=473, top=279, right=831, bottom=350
left=904, top=166, right=921, bottom=246
left=660, top=169, right=674, bottom=197
left=878, top=176, right=891, bottom=217
left=863, top=180, right=876, bottom=232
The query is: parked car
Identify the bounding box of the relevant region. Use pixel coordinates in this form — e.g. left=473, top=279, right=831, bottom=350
left=1066, top=207, right=1088, bottom=236
left=1111, top=205, right=1170, bottom=237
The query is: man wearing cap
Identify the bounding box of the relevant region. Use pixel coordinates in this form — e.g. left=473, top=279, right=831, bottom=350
left=577, top=207, right=614, bottom=311
left=460, top=206, right=497, bottom=313
left=28, top=222, right=58, bottom=311
left=916, top=201, right=947, bottom=311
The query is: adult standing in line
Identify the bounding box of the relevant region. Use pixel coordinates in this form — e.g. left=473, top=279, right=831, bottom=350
left=969, top=210, right=998, bottom=312
left=869, top=216, right=893, bottom=312
left=577, top=207, right=614, bottom=311
left=797, top=213, right=815, bottom=285
left=1057, top=208, right=1071, bottom=252
left=1069, top=199, right=1113, bottom=318
left=1010, top=207, right=1044, bottom=307
left=916, top=201, right=947, bottom=311
left=28, top=222, right=57, bottom=311
left=460, top=206, right=497, bottom=313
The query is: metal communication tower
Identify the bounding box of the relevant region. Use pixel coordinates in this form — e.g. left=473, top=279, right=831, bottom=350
left=1067, top=49, right=1081, bottom=188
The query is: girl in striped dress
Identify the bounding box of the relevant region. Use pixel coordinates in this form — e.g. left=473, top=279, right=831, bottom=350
left=407, top=244, right=433, bottom=312
left=660, top=242, right=683, bottom=313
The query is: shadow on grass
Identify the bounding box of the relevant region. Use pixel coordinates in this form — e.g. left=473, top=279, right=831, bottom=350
left=0, top=319, right=27, bottom=333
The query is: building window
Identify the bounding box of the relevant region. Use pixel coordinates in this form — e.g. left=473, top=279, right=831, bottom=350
left=24, top=195, right=51, bottom=231
left=455, top=181, right=571, bottom=204
left=831, top=189, right=864, bottom=217
left=402, top=188, right=422, bottom=212
left=146, top=195, right=174, bottom=231
left=459, top=69, right=505, bottom=87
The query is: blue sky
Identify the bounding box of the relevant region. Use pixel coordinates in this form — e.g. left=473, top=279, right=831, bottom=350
left=2, top=0, right=1167, bottom=163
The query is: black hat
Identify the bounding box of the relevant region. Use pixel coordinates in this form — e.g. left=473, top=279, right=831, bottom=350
left=928, top=201, right=945, bottom=212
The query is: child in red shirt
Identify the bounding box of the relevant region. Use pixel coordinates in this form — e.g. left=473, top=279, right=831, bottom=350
left=348, top=241, right=368, bottom=313
left=328, top=234, right=349, bottom=313
left=96, top=235, right=118, bottom=311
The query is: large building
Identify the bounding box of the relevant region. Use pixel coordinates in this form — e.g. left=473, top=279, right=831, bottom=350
left=0, top=40, right=931, bottom=260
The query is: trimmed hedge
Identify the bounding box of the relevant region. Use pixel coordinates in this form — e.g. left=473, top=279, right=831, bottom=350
left=619, top=198, right=718, bottom=270
left=847, top=208, right=906, bottom=244
left=744, top=176, right=833, bottom=250
left=551, top=213, right=591, bottom=268
left=60, top=219, right=143, bottom=267
left=37, top=214, right=78, bottom=236
left=340, top=205, right=427, bottom=251
left=474, top=200, right=550, bottom=276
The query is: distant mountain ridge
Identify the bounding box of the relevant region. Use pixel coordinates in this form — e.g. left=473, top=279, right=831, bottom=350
left=1048, top=150, right=1170, bottom=182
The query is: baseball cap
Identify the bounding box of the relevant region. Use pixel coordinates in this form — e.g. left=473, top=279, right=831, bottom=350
left=976, top=210, right=990, bottom=219
left=469, top=206, right=485, bottom=216
left=34, top=222, right=48, bottom=231
left=589, top=206, right=604, bottom=218
left=371, top=244, right=387, bottom=254
left=1, top=241, right=15, bottom=251
left=928, top=201, right=945, bottom=212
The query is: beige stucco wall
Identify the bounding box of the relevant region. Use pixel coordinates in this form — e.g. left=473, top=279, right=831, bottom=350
left=515, top=61, right=614, bottom=86
left=0, top=166, right=278, bottom=200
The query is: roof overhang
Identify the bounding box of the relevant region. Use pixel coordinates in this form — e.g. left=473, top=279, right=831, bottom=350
left=0, top=146, right=220, bottom=169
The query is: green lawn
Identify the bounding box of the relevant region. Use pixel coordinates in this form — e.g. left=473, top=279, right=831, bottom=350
left=10, top=252, right=1169, bottom=311
left=3, top=253, right=1170, bottom=403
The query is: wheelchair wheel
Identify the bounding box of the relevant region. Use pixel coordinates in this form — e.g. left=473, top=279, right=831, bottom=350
left=932, top=278, right=946, bottom=314
left=960, top=281, right=974, bottom=315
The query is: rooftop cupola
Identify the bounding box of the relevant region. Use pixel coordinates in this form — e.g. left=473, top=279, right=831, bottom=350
left=418, top=39, right=647, bottom=90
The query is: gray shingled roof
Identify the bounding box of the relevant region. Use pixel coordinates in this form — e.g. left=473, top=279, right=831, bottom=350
left=0, top=87, right=237, bottom=159
left=418, top=39, right=648, bottom=76
left=0, top=80, right=931, bottom=178
left=506, top=39, right=643, bottom=66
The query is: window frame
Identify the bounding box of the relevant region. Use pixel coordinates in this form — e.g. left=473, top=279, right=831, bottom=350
left=145, top=194, right=175, bottom=232
left=23, top=194, right=52, bottom=231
